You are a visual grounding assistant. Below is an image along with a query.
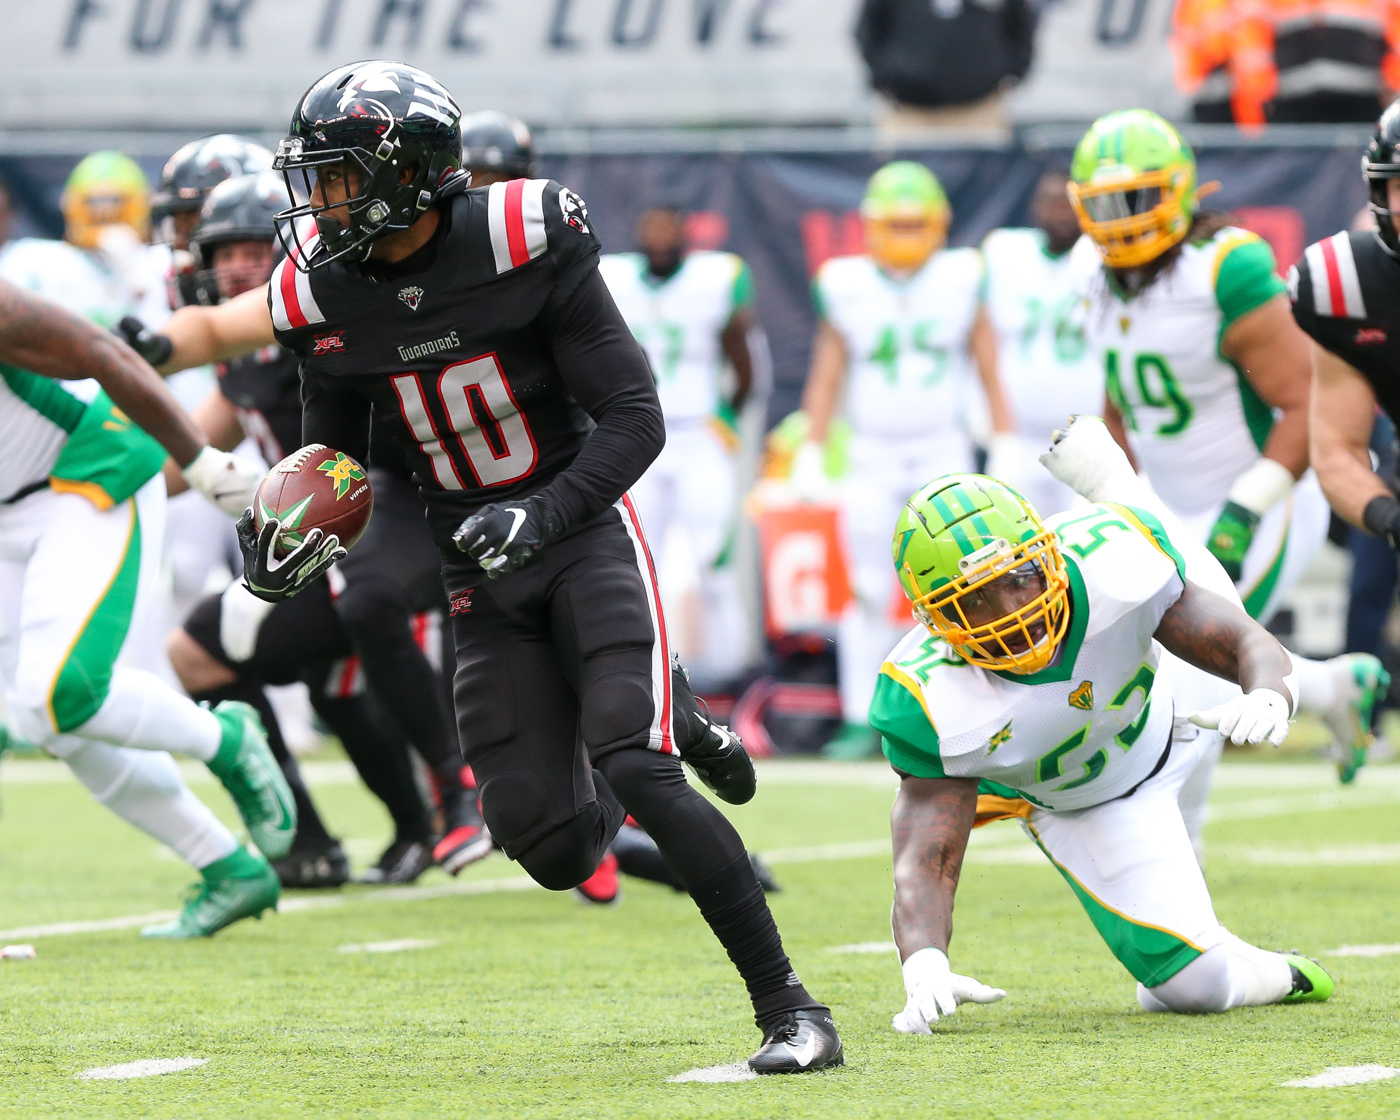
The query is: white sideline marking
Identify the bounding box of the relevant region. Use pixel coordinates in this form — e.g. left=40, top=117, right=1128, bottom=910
left=1214, top=844, right=1400, bottom=865
left=77, top=1057, right=208, bottom=1081
left=668, top=1062, right=756, bottom=1083
left=827, top=941, right=896, bottom=955
left=763, top=839, right=888, bottom=864
left=338, top=938, right=439, bottom=954
left=1284, top=1065, right=1400, bottom=1088
left=1329, top=944, right=1400, bottom=957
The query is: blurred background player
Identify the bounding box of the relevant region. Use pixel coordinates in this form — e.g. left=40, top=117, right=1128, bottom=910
left=0, top=272, right=289, bottom=938
left=796, top=160, right=1013, bottom=757
left=124, top=173, right=490, bottom=886
left=460, top=109, right=536, bottom=186
left=981, top=167, right=1104, bottom=515
left=1068, top=108, right=1387, bottom=805
left=600, top=200, right=761, bottom=685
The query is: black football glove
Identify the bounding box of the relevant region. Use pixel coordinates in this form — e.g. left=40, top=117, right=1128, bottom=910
left=1364, top=494, right=1400, bottom=552
left=115, top=316, right=173, bottom=367
left=452, top=494, right=563, bottom=577
left=236, top=508, right=346, bottom=603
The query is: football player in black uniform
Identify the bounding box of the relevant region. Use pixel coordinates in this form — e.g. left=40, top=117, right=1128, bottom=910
left=460, top=110, right=537, bottom=185
left=237, top=60, right=837, bottom=1072
left=1290, top=101, right=1400, bottom=776
left=153, top=171, right=449, bottom=886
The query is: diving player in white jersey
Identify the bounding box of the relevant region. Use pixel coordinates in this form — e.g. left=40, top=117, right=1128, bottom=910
left=871, top=417, right=1333, bottom=1029
left=599, top=203, right=759, bottom=681
left=981, top=168, right=1104, bottom=515
left=0, top=275, right=292, bottom=938
left=1068, top=109, right=1386, bottom=778
left=797, top=161, right=1013, bottom=756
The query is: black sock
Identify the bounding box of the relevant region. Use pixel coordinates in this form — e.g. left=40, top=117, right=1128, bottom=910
left=596, top=748, right=825, bottom=1027
left=193, top=680, right=333, bottom=848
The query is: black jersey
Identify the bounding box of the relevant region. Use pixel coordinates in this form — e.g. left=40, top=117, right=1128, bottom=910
left=216, top=344, right=303, bottom=466
left=1290, top=229, right=1400, bottom=421
left=269, top=178, right=662, bottom=548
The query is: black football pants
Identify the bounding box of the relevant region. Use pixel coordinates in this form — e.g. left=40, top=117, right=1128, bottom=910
left=443, top=500, right=823, bottom=1026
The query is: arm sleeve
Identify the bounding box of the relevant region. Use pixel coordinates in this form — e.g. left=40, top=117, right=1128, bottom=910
left=536, top=265, right=665, bottom=531
left=300, top=366, right=372, bottom=467
left=1214, top=233, right=1286, bottom=330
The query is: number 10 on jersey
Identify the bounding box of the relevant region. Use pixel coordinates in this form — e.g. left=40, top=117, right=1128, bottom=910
left=392, top=355, right=539, bottom=488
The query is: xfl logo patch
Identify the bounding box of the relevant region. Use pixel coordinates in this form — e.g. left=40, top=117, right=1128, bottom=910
left=316, top=452, right=366, bottom=499
left=449, top=589, right=473, bottom=616
left=312, top=331, right=345, bottom=355
left=398, top=286, right=425, bottom=311
left=560, top=188, right=590, bottom=235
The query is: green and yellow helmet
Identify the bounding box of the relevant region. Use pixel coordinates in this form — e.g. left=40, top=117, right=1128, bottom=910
left=62, top=151, right=151, bottom=250
left=861, top=160, right=949, bottom=273
left=1068, top=109, right=1198, bottom=269
left=893, top=474, right=1070, bottom=674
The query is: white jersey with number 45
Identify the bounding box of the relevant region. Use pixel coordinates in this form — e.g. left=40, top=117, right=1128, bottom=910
left=599, top=250, right=753, bottom=424
left=871, top=502, right=1202, bottom=812
left=813, top=248, right=983, bottom=441
left=1083, top=227, right=1286, bottom=519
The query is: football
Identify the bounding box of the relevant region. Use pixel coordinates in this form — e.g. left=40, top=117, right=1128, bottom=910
left=252, top=444, right=374, bottom=559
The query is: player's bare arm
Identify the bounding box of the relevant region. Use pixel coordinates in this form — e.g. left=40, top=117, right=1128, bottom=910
left=1219, top=294, right=1310, bottom=478
left=800, top=319, right=847, bottom=442
left=157, top=284, right=277, bottom=372
left=1099, top=398, right=1140, bottom=470
left=1153, top=578, right=1296, bottom=707
left=970, top=307, right=1014, bottom=434
left=890, top=775, right=979, bottom=959
left=1309, top=341, right=1391, bottom=528
left=719, top=304, right=756, bottom=410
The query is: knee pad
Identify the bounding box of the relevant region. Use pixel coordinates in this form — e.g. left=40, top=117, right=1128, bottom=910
left=579, top=672, right=654, bottom=754
left=478, top=767, right=575, bottom=858
left=514, top=813, right=615, bottom=891
left=1137, top=945, right=1232, bottom=1014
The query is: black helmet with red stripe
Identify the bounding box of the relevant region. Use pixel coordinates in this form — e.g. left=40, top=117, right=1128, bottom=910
left=1364, top=98, right=1400, bottom=258
left=272, top=59, right=468, bottom=271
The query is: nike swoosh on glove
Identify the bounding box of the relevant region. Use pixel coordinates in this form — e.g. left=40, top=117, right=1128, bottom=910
left=236, top=508, right=345, bottom=603
left=1188, top=687, right=1292, bottom=747
left=183, top=446, right=265, bottom=517
left=452, top=493, right=562, bottom=577
left=893, top=946, right=1006, bottom=1034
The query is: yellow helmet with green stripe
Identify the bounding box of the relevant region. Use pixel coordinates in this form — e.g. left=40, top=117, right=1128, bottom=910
left=861, top=161, right=949, bottom=273
left=62, top=151, right=151, bottom=250
left=1068, top=109, right=1197, bottom=269
left=893, top=474, right=1070, bottom=674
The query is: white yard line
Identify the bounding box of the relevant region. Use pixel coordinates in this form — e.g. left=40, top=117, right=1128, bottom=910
left=827, top=941, right=896, bottom=955
left=667, top=1062, right=757, bottom=1083
left=77, top=1057, right=207, bottom=1081
left=1284, top=1065, right=1400, bottom=1088
left=1213, top=844, right=1400, bottom=865
left=1328, top=945, right=1400, bottom=957
left=338, top=939, right=439, bottom=954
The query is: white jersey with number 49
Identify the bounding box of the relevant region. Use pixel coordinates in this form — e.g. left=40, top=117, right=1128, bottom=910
left=1082, top=227, right=1286, bottom=519
left=813, top=249, right=983, bottom=441
left=599, top=250, right=753, bottom=424
left=870, top=502, right=1195, bottom=812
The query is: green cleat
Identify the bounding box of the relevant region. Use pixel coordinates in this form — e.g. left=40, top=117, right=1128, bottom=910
left=1322, top=654, right=1390, bottom=784
left=1279, top=950, right=1334, bottom=1003
left=206, top=700, right=297, bottom=859
left=140, top=848, right=280, bottom=939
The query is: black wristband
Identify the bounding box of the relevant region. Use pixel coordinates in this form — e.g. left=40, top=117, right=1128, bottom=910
left=1362, top=494, right=1400, bottom=548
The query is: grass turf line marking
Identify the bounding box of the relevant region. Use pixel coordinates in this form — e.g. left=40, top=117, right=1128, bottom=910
left=827, top=941, right=896, bottom=954
left=77, top=1058, right=208, bottom=1081
left=667, top=1062, right=757, bottom=1083
left=339, top=939, right=439, bottom=954
left=1213, top=844, right=1400, bottom=865
left=1283, top=1065, right=1400, bottom=1088
left=1329, top=944, right=1400, bottom=957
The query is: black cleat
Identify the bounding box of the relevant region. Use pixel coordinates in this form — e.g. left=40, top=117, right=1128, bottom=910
left=356, top=839, right=434, bottom=885
left=749, top=1009, right=844, bottom=1074
left=271, top=838, right=350, bottom=888
left=749, top=851, right=781, bottom=893
left=671, top=657, right=756, bottom=805
left=433, top=773, right=492, bottom=876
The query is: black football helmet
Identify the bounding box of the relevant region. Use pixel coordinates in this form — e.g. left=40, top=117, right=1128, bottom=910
left=461, top=110, right=535, bottom=180
left=186, top=171, right=288, bottom=305
left=1364, top=99, right=1400, bottom=259
left=273, top=59, right=468, bottom=271
left=151, top=134, right=274, bottom=225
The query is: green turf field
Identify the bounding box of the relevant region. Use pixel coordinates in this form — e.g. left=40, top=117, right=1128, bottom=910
left=2, top=753, right=1399, bottom=1119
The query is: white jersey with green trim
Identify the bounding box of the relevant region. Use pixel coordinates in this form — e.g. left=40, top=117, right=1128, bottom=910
left=1083, top=227, right=1286, bottom=518
left=870, top=502, right=1190, bottom=812
left=0, top=238, right=138, bottom=331
left=814, top=248, right=982, bottom=441
left=0, top=371, right=98, bottom=503
left=599, top=250, right=752, bottom=424
left=982, top=229, right=1103, bottom=442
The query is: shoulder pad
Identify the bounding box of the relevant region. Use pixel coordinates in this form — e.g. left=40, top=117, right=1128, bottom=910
left=269, top=242, right=328, bottom=333
left=1300, top=231, right=1367, bottom=319
left=485, top=178, right=597, bottom=277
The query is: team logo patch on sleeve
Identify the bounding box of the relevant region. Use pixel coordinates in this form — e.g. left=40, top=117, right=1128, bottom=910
left=398, top=286, right=425, bottom=311
left=560, top=188, right=590, bottom=235
left=988, top=720, right=1014, bottom=753
left=317, top=452, right=367, bottom=499
left=1068, top=681, right=1094, bottom=711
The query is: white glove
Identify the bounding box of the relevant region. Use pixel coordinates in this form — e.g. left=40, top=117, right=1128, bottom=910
left=1039, top=415, right=1148, bottom=505
left=182, top=446, right=264, bottom=517
left=1187, top=687, right=1292, bottom=747
left=218, top=580, right=277, bottom=663
left=788, top=440, right=832, bottom=503
left=892, top=947, right=1006, bottom=1034
left=985, top=433, right=1030, bottom=487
